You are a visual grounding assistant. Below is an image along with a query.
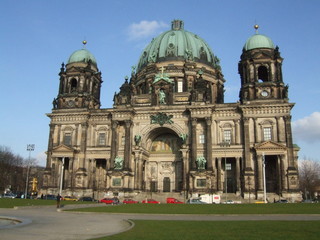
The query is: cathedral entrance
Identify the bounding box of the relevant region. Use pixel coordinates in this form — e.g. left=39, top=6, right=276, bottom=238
left=265, top=155, right=278, bottom=193
left=163, top=177, right=171, bottom=192
left=225, top=158, right=237, bottom=194
left=146, top=131, right=182, bottom=192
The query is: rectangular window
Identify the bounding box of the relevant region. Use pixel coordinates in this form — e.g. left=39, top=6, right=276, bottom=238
left=112, top=178, right=122, bottom=187
left=196, top=179, right=206, bottom=188
left=98, top=133, right=106, bottom=146
left=64, top=133, right=72, bottom=146
left=223, top=130, right=231, bottom=143
left=263, top=127, right=272, bottom=141
left=177, top=80, right=183, bottom=92
left=199, top=134, right=205, bottom=144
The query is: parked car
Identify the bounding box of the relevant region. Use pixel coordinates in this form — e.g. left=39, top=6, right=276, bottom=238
left=44, top=194, right=57, bottom=200
left=123, top=198, right=139, bottom=204
left=142, top=199, right=160, bottom=204
left=63, top=196, right=78, bottom=201
left=275, top=199, right=288, bottom=203
left=186, top=198, right=207, bottom=204
left=3, top=193, right=17, bottom=198
left=78, top=196, right=94, bottom=202
left=301, top=199, right=314, bottom=203
left=166, top=198, right=184, bottom=204
left=223, top=200, right=235, bottom=204
left=100, top=197, right=119, bottom=205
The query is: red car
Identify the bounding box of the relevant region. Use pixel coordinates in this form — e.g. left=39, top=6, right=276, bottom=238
left=123, top=198, right=139, bottom=204
left=100, top=197, right=119, bottom=205
left=142, top=199, right=160, bottom=204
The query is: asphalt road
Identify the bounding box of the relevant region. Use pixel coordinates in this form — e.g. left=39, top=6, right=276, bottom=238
left=0, top=204, right=319, bottom=240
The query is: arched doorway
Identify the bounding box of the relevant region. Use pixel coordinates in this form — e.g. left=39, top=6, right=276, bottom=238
left=146, top=129, right=182, bottom=192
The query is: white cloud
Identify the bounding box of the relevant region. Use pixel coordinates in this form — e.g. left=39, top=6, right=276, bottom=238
left=127, top=20, right=168, bottom=40
left=292, top=112, right=320, bottom=143
left=36, top=151, right=47, bottom=167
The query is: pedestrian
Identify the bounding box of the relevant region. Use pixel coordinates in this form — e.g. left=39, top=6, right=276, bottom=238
left=57, top=194, right=61, bottom=208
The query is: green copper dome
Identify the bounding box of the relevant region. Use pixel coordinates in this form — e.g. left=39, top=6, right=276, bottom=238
left=137, top=20, right=218, bottom=72
left=243, top=33, right=275, bottom=51
left=67, top=49, right=97, bottom=65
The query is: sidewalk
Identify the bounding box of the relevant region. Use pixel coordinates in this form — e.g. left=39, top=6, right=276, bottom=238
left=0, top=204, right=131, bottom=240
left=1, top=204, right=320, bottom=240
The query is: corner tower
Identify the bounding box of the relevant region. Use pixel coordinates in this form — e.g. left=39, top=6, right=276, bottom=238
left=53, top=41, right=102, bottom=110
left=238, top=25, right=287, bottom=103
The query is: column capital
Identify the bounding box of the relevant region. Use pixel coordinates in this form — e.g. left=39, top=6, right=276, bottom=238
left=205, top=117, right=212, bottom=125
left=191, top=117, right=197, bottom=126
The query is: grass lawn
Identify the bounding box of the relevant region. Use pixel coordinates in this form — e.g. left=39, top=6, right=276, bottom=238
left=74, top=203, right=320, bottom=214
left=91, top=220, right=320, bottom=240
left=0, top=198, right=95, bottom=208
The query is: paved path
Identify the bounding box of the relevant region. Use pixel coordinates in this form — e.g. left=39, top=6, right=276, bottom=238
left=0, top=204, right=320, bottom=240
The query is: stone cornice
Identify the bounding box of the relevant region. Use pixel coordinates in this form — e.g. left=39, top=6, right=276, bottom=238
left=240, top=104, right=294, bottom=115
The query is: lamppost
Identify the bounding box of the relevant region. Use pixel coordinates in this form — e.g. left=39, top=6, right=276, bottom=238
left=262, top=152, right=267, bottom=203
left=59, top=157, right=65, bottom=195
left=25, top=144, right=35, bottom=199
left=220, top=141, right=230, bottom=203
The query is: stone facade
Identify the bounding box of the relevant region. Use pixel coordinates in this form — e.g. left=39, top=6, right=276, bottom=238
left=42, top=21, right=301, bottom=201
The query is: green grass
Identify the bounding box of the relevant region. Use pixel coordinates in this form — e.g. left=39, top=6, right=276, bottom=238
left=91, top=220, right=320, bottom=240
left=0, top=198, right=95, bottom=208
left=74, top=203, right=320, bottom=214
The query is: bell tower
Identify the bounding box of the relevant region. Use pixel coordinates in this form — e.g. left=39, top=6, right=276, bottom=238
left=52, top=41, right=102, bottom=110
left=238, top=25, right=288, bottom=103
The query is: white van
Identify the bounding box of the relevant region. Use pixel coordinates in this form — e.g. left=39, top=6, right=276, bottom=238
left=200, top=194, right=221, bottom=204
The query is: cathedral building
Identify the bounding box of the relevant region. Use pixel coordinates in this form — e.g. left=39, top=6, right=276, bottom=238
left=43, top=20, right=301, bottom=201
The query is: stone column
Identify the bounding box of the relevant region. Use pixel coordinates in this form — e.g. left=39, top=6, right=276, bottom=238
left=80, top=122, right=88, bottom=168
left=191, top=118, right=197, bottom=169
left=283, top=116, right=295, bottom=167
left=234, top=120, right=240, bottom=145
left=281, top=154, right=288, bottom=191
left=236, top=157, right=241, bottom=192
left=257, top=154, right=263, bottom=191
left=253, top=118, right=258, bottom=143
left=206, top=117, right=212, bottom=170
left=243, top=118, right=252, bottom=170
left=180, top=148, right=189, bottom=191
left=110, top=121, right=119, bottom=169
left=275, top=117, right=280, bottom=142
left=277, top=155, right=282, bottom=194
left=217, top=157, right=222, bottom=191
left=124, top=120, right=132, bottom=170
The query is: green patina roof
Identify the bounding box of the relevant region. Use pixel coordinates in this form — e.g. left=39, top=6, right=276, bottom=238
left=243, top=33, right=275, bottom=51
left=137, top=20, right=218, bottom=72
left=67, top=49, right=97, bottom=65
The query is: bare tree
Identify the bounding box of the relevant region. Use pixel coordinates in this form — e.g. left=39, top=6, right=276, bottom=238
left=0, top=146, right=24, bottom=193
left=299, top=158, right=320, bottom=199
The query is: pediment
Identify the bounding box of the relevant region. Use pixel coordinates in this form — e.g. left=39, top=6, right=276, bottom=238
left=153, top=78, right=173, bottom=86
left=254, top=141, right=287, bottom=154
left=51, top=144, right=75, bottom=158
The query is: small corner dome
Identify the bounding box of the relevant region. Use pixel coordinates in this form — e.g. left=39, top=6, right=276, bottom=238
left=243, top=34, right=275, bottom=51
left=67, top=49, right=97, bottom=65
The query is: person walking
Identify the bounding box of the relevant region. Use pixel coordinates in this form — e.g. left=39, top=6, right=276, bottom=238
left=57, top=194, right=62, bottom=208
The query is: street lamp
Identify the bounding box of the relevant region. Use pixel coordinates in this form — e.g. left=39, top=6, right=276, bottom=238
left=262, top=152, right=267, bottom=203
left=59, top=157, right=65, bottom=195
left=220, top=141, right=230, bottom=203
left=25, top=144, right=35, bottom=199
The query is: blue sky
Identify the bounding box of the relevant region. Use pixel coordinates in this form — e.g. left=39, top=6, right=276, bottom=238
left=1, top=0, right=319, bottom=166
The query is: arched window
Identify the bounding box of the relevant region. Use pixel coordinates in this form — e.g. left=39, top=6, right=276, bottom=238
left=257, top=66, right=269, bottom=82
left=71, top=78, right=77, bottom=92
